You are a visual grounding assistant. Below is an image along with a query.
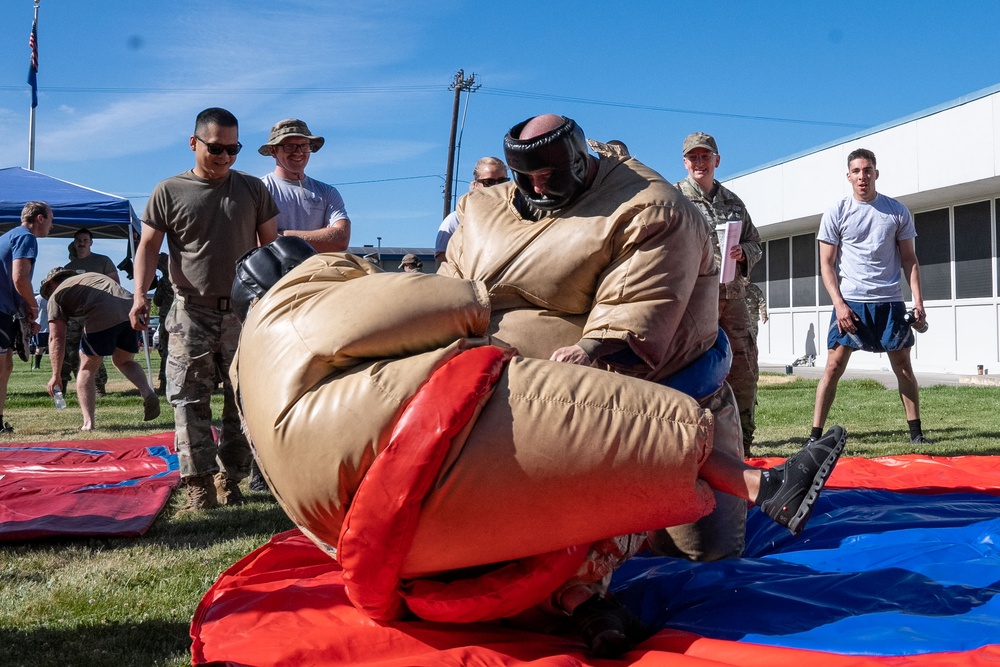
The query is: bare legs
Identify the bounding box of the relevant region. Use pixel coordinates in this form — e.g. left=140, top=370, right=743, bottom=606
left=77, top=352, right=101, bottom=430
left=77, top=349, right=157, bottom=430
left=887, top=349, right=920, bottom=420
left=813, top=345, right=853, bottom=430
left=699, top=440, right=762, bottom=502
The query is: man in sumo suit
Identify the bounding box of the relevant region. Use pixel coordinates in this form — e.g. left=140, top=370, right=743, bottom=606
left=232, top=115, right=846, bottom=659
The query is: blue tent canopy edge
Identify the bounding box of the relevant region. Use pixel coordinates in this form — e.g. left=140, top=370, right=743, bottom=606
left=0, top=167, right=141, bottom=239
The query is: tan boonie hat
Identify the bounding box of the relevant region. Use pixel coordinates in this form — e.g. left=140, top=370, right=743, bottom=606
left=40, top=266, right=78, bottom=300
left=682, top=132, right=718, bottom=156
left=258, top=119, right=325, bottom=156
left=398, top=253, right=422, bottom=269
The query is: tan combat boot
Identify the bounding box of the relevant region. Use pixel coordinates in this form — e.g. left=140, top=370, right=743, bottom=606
left=180, top=474, right=219, bottom=512
left=214, top=472, right=245, bottom=506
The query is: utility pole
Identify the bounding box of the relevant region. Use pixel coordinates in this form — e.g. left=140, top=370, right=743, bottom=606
left=443, top=70, right=480, bottom=219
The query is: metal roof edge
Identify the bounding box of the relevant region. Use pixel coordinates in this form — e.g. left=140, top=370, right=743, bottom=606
left=723, top=82, right=1000, bottom=182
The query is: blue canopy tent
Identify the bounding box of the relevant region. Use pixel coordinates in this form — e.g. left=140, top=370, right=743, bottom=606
left=0, top=167, right=153, bottom=380
left=0, top=167, right=141, bottom=239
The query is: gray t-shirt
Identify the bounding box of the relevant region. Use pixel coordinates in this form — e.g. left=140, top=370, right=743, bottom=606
left=261, top=173, right=349, bottom=232
left=818, top=193, right=916, bottom=302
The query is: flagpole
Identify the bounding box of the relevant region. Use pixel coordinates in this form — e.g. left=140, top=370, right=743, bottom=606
left=27, top=0, right=39, bottom=170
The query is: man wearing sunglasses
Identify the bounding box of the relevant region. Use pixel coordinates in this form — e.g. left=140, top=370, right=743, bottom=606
left=130, top=107, right=279, bottom=512
left=434, top=157, right=508, bottom=264
left=259, top=119, right=351, bottom=253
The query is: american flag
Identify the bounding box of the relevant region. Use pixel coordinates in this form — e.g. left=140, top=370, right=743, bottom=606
left=28, top=14, right=38, bottom=109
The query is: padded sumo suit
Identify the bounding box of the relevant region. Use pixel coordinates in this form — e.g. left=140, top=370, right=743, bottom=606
left=232, top=153, right=745, bottom=624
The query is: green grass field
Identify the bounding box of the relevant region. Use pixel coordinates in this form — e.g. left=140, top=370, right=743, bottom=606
left=2, top=356, right=998, bottom=666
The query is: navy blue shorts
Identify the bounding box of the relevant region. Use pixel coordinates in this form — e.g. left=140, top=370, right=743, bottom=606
left=32, top=332, right=49, bottom=349
left=81, top=321, right=140, bottom=357
left=0, top=312, right=16, bottom=353
left=827, top=301, right=914, bottom=353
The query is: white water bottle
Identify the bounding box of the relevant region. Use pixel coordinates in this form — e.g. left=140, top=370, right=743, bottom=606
left=53, top=389, right=66, bottom=410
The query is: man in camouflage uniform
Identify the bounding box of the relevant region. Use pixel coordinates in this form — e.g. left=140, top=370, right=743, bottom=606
left=744, top=276, right=768, bottom=339
left=151, top=253, right=173, bottom=394
left=676, top=132, right=762, bottom=455
left=129, top=107, right=279, bottom=511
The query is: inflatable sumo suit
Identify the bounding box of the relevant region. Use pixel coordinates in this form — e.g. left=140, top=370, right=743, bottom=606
left=234, top=252, right=723, bottom=624
left=441, top=149, right=747, bottom=562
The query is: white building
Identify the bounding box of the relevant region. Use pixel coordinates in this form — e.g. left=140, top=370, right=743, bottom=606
left=726, top=84, right=1000, bottom=375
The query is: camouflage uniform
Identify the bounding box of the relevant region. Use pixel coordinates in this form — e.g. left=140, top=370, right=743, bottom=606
left=143, top=169, right=279, bottom=483
left=166, top=299, right=251, bottom=479
left=676, top=176, right=762, bottom=454
left=744, top=280, right=768, bottom=339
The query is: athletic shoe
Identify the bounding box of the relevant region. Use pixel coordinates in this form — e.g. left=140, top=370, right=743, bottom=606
left=570, top=595, right=647, bottom=659
left=910, top=434, right=933, bottom=445
left=0, top=421, right=14, bottom=435
left=757, top=426, right=847, bottom=536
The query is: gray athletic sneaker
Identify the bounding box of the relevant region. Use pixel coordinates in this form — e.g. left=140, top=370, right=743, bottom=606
left=757, top=426, right=847, bottom=535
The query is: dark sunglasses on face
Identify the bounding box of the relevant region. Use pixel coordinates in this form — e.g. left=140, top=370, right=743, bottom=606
left=475, top=177, right=509, bottom=187
left=195, top=135, right=242, bottom=156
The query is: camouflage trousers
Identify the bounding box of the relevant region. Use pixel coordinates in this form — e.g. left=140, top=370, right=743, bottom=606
left=61, top=317, right=108, bottom=390
left=719, top=297, right=759, bottom=454
left=166, top=299, right=251, bottom=480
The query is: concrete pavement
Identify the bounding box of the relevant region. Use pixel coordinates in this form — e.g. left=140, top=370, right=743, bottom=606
left=760, top=363, right=1000, bottom=389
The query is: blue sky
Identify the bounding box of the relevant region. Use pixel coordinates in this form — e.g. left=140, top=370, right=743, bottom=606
left=3, top=1, right=1000, bottom=294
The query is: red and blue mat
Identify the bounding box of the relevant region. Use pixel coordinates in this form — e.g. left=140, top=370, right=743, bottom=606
left=191, top=455, right=1000, bottom=665
left=0, top=433, right=178, bottom=541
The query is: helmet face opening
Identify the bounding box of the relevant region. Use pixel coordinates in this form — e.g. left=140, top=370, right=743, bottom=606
left=504, top=117, right=589, bottom=211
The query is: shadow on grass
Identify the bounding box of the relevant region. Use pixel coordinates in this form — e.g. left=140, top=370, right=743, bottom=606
left=2, top=619, right=192, bottom=667
left=2, top=494, right=295, bottom=554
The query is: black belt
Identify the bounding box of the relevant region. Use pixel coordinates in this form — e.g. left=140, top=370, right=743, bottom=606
left=179, top=294, right=232, bottom=312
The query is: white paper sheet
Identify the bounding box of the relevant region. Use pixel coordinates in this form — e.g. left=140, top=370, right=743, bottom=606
left=716, top=219, right=743, bottom=284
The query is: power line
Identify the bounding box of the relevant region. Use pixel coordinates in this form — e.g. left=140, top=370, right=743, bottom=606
left=481, top=87, right=869, bottom=129
left=1, top=83, right=867, bottom=128
left=115, top=174, right=445, bottom=200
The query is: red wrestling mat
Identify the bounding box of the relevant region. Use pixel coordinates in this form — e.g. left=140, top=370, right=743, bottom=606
left=191, top=455, right=1000, bottom=666
left=0, top=432, right=178, bottom=540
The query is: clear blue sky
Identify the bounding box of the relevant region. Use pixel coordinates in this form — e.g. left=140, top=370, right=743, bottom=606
left=3, top=1, right=1000, bottom=293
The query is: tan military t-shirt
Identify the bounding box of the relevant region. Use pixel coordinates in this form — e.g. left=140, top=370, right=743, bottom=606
left=142, top=170, right=279, bottom=298
left=48, top=273, right=133, bottom=334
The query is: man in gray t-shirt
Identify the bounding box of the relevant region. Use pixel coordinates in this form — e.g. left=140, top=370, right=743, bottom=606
left=259, top=119, right=351, bottom=253
left=810, top=148, right=930, bottom=445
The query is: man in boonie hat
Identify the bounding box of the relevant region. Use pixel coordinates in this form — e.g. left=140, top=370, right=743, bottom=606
left=399, top=253, right=423, bottom=273
left=259, top=119, right=352, bottom=254
left=41, top=266, right=160, bottom=431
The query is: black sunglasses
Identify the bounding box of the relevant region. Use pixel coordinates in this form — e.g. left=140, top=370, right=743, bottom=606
left=475, top=177, right=509, bottom=187
left=195, top=135, right=242, bottom=156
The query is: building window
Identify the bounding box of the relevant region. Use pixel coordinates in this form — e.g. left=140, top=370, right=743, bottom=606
left=792, top=233, right=816, bottom=307
left=954, top=200, right=992, bottom=299
left=768, top=237, right=790, bottom=308
left=914, top=208, right=951, bottom=301
left=996, top=199, right=1000, bottom=296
